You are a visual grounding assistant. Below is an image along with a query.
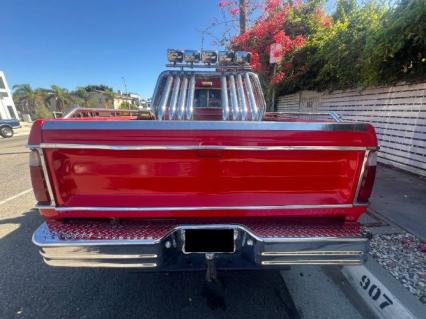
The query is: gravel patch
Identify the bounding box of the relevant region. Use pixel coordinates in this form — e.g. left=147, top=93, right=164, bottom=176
left=369, top=232, right=426, bottom=303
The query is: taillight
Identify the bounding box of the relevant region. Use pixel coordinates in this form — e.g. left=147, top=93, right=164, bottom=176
left=29, top=150, right=51, bottom=204
left=356, top=151, right=377, bottom=203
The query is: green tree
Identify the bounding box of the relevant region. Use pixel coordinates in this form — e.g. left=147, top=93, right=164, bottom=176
left=12, top=84, right=37, bottom=114
left=13, top=84, right=49, bottom=116
left=47, top=85, right=72, bottom=112
left=34, top=104, right=52, bottom=119
left=119, top=101, right=138, bottom=110
left=363, top=0, right=426, bottom=85
left=70, top=87, right=91, bottom=107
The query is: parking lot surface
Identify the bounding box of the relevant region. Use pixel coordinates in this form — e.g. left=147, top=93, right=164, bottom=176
left=0, top=135, right=374, bottom=319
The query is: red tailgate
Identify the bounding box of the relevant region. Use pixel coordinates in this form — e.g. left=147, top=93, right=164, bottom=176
left=30, top=120, right=378, bottom=221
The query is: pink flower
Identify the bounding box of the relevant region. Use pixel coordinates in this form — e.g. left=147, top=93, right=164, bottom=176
left=271, top=71, right=285, bottom=84
left=218, top=0, right=230, bottom=8
left=229, top=7, right=240, bottom=16
left=293, top=35, right=305, bottom=47
left=265, top=0, right=281, bottom=13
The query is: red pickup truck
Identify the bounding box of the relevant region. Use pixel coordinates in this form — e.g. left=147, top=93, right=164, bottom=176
left=29, top=50, right=378, bottom=275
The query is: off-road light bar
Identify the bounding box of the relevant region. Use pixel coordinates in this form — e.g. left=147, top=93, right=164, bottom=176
left=167, top=49, right=251, bottom=66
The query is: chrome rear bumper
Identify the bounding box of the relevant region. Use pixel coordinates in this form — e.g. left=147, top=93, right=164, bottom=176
left=33, top=219, right=368, bottom=269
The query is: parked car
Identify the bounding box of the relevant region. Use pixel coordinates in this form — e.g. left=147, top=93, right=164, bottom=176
left=0, top=119, right=20, bottom=138
left=28, top=50, right=378, bottom=279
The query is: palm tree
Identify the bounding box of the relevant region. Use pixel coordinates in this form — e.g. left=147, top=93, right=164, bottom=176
left=47, top=85, right=72, bottom=113
left=13, top=84, right=38, bottom=114
left=12, top=84, right=51, bottom=118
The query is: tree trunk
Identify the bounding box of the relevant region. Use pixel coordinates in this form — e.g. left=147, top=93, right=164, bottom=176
left=239, top=0, right=247, bottom=35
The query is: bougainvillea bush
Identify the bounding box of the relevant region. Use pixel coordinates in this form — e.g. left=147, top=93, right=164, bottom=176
left=222, top=0, right=323, bottom=86
left=218, top=0, right=426, bottom=96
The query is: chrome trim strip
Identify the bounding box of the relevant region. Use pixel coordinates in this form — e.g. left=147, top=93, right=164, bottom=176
left=43, top=259, right=157, bottom=268
left=261, top=251, right=363, bottom=256
left=353, top=150, right=370, bottom=205
left=36, top=203, right=354, bottom=212
left=63, top=107, right=140, bottom=119
left=34, top=143, right=378, bottom=151
left=41, top=120, right=370, bottom=131
left=36, top=148, right=56, bottom=206
left=221, top=75, right=229, bottom=120
left=261, top=260, right=363, bottom=265
left=41, top=251, right=158, bottom=260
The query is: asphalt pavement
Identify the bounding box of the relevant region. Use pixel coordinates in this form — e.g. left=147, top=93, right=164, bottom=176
left=0, top=134, right=375, bottom=319
left=369, top=164, right=426, bottom=241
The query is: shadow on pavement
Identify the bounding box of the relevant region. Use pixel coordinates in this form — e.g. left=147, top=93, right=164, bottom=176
left=0, top=210, right=298, bottom=319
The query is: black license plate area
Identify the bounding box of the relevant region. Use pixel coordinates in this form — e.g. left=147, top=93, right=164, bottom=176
left=184, top=229, right=235, bottom=253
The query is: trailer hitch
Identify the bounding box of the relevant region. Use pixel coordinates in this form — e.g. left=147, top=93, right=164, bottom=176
left=205, top=253, right=217, bottom=282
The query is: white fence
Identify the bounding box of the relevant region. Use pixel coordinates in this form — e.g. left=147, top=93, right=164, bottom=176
left=277, top=82, right=426, bottom=176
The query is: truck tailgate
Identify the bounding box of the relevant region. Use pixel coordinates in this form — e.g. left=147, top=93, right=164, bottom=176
left=30, top=120, right=378, bottom=220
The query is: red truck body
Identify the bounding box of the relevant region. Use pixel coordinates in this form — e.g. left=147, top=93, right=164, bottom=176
left=29, top=65, right=378, bottom=271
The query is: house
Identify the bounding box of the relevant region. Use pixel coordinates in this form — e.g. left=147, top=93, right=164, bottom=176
left=0, top=71, right=19, bottom=119
left=113, top=91, right=141, bottom=109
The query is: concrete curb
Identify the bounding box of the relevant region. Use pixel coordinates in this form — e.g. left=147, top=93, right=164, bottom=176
left=342, top=259, right=425, bottom=319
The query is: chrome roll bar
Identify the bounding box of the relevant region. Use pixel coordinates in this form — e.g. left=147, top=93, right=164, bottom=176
left=168, top=75, right=181, bottom=120
left=249, top=72, right=266, bottom=120
left=229, top=75, right=240, bottom=120
left=236, top=73, right=248, bottom=120
left=177, top=76, right=188, bottom=120
left=245, top=73, right=258, bottom=120
left=157, top=75, right=173, bottom=120
left=185, top=74, right=195, bottom=120
left=221, top=75, right=230, bottom=120
left=151, top=70, right=266, bottom=121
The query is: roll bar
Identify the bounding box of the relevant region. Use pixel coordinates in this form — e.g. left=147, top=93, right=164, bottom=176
left=151, top=71, right=267, bottom=121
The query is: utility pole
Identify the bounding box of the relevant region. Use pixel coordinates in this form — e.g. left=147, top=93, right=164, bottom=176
left=121, top=76, right=128, bottom=95
left=239, top=0, right=247, bottom=35
left=121, top=76, right=130, bottom=110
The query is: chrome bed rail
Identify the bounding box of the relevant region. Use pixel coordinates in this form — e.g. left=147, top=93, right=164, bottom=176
left=266, top=111, right=342, bottom=122
left=64, top=107, right=141, bottom=118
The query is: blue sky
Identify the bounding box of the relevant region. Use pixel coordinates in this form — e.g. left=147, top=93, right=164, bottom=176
left=1, top=0, right=232, bottom=98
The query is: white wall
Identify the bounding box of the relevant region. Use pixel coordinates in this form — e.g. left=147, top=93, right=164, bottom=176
left=277, top=82, right=426, bottom=176
left=0, top=71, right=19, bottom=120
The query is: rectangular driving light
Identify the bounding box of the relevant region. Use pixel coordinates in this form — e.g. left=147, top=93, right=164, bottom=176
left=167, top=49, right=184, bottom=63
left=234, top=51, right=251, bottom=64
left=218, top=51, right=235, bottom=65
left=201, top=50, right=218, bottom=64
left=183, top=50, right=201, bottom=63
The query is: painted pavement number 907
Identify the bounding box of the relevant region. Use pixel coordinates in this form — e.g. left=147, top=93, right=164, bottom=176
left=360, top=275, right=394, bottom=310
